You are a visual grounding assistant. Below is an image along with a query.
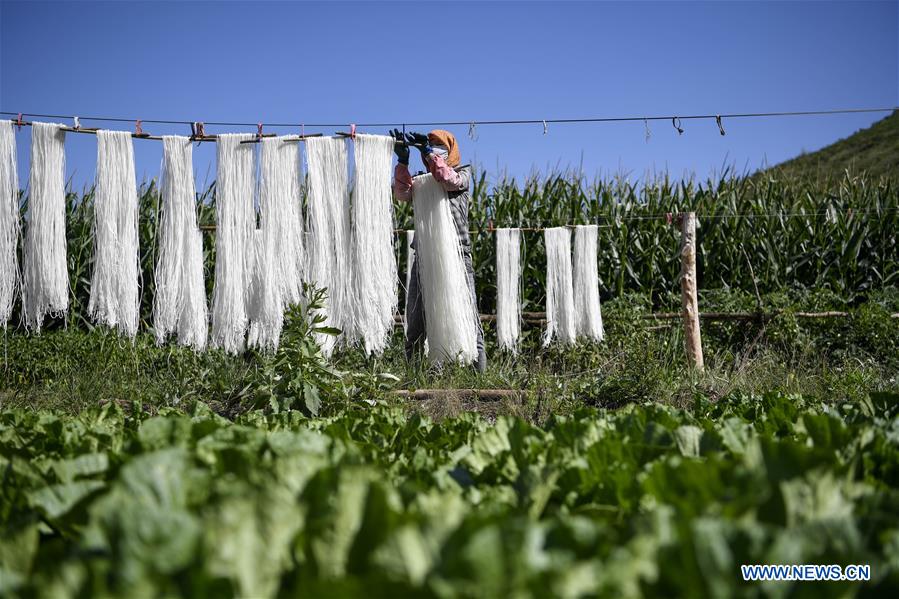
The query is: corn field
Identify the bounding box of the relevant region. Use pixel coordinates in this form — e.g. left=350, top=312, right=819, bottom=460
left=12, top=169, right=897, bottom=331
left=399, top=169, right=897, bottom=312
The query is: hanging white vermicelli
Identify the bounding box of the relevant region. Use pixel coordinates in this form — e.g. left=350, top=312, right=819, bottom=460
left=0, top=121, right=19, bottom=328
left=247, top=227, right=283, bottom=351
left=572, top=224, right=604, bottom=342
left=88, top=130, right=140, bottom=338
left=179, top=228, right=208, bottom=350
left=114, top=134, right=141, bottom=338
left=154, top=135, right=207, bottom=349
left=495, top=227, right=521, bottom=352
left=351, top=133, right=398, bottom=355
left=154, top=136, right=187, bottom=342
left=305, top=136, right=353, bottom=356
left=261, top=136, right=305, bottom=307
left=411, top=174, right=477, bottom=364
left=211, top=133, right=255, bottom=354
left=23, top=122, right=68, bottom=332
left=543, top=226, right=576, bottom=346
left=246, top=137, right=306, bottom=351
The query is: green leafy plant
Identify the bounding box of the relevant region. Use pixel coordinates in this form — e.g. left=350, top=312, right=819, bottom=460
left=245, top=284, right=341, bottom=416
left=2, top=391, right=898, bottom=597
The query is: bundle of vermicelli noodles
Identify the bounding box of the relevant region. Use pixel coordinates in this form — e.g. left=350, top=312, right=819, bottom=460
left=543, top=227, right=576, bottom=346
left=0, top=121, right=19, bottom=328
left=572, top=224, right=604, bottom=342
left=247, top=228, right=282, bottom=351
left=154, top=136, right=207, bottom=349
left=495, top=228, right=521, bottom=352
left=412, top=173, right=477, bottom=364
left=305, top=136, right=353, bottom=356
left=89, top=130, right=140, bottom=338
left=211, top=133, right=255, bottom=354
left=351, top=134, right=398, bottom=355
left=261, top=136, right=305, bottom=307
left=247, top=136, right=303, bottom=352
left=23, top=122, right=68, bottom=332
left=180, top=228, right=208, bottom=349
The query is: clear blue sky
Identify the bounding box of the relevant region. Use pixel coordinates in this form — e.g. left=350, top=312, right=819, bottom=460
left=1, top=1, right=896, bottom=192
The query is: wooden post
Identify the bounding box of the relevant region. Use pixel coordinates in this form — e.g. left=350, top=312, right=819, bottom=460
left=679, top=212, right=704, bottom=371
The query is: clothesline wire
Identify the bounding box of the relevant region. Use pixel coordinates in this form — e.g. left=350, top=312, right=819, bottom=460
left=2, top=107, right=896, bottom=130
left=7, top=109, right=896, bottom=229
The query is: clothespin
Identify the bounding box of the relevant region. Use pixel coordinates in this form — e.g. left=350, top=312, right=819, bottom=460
left=73, top=116, right=81, bottom=130
left=349, top=123, right=356, bottom=139
left=644, top=119, right=652, bottom=143
left=666, top=212, right=673, bottom=226
left=847, top=208, right=853, bottom=219
left=542, top=120, right=548, bottom=136
left=488, top=218, right=494, bottom=232
left=672, top=117, right=684, bottom=135
left=135, top=119, right=143, bottom=136
left=257, top=122, right=264, bottom=141
left=715, top=115, right=725, bottom=136
left=468, top=121, right=478, bottom=141
left=15, top=113, right=23, bottom=131
left=192, top=122, right=205, bottom=145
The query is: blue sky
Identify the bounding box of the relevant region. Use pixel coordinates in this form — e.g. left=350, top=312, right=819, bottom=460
left=1, top=1, right=896, bottom=192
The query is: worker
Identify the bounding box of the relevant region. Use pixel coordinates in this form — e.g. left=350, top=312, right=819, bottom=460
left=391, top=128, right=486, bottom=373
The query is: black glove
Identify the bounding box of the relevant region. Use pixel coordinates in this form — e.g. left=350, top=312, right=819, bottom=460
left=390, top=129, right=409, bottom=165
left=405, top=132, right=432, bottom=164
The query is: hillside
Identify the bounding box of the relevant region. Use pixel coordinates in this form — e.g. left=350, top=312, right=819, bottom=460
left=762, top=109, right=899, bottom=181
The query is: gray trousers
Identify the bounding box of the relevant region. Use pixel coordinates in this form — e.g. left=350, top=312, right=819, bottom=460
left=405, top=249, right=487, bottom=372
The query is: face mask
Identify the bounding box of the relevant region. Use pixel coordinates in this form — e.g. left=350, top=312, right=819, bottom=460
left=431, top=145, right=449, bottom=160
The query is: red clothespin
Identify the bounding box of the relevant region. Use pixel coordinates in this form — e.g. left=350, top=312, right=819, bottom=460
left=488, top=219, right=494, bottom=232
left=16, top=113, right=23, bottom=131
left=349, top=123, right=356, bottom=139
left=666, top=212, right=673, bottom=226
left=257, top=122, right=263, bottom=140
left=135, top=120, right=143, bottom=136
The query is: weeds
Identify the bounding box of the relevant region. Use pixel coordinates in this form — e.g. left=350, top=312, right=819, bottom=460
left=2, top=291, right=895, bottom=420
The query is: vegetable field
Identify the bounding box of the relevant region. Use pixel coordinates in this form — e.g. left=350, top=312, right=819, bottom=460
left=2, top=392, right=898, bottom=597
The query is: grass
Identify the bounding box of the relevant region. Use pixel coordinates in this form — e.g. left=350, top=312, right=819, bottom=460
left=760, top=109, right=899, bottom=183
left=2, top=290, right=896, bottom=420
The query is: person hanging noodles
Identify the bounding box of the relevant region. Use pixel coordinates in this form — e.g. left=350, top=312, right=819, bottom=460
left=391, top=129, right=486, bottom=372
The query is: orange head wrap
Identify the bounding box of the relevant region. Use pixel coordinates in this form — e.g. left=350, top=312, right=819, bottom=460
left=427, top=129, right=461, bottom=167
